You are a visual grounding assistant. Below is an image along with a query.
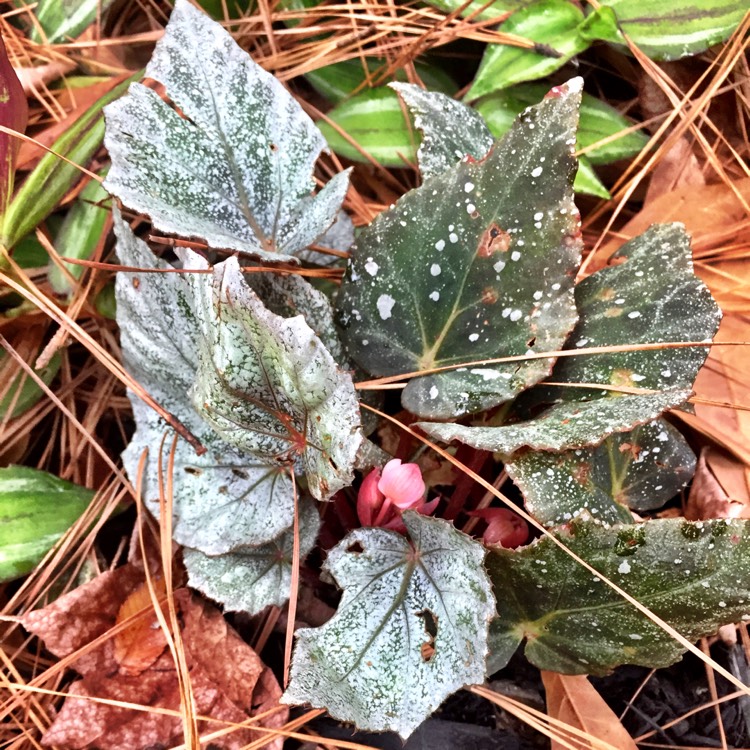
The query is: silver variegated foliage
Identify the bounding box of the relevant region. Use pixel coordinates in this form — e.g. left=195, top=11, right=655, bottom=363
left=184, top=496, right=321, bottom=615
left=391, top=83, right=494, bottom=180
left=114, top=211, right=295, bottom=551
left=282, top=512, right=495, bottom=738
left=188, top=254, right=363, bottom=501
left=104, top=0, right=349, bottom=262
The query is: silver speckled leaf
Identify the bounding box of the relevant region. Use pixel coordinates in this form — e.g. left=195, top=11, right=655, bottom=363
left=184, top=496, right=321, bottom=614
left=114, top=212, right=294, bottom=552
left=282, top=512, right=495, bottom=738
left=104, top=0, right=349, bottom=261
left=506, top=419, right=696, bottom=527
left=337, top=79, right=584, bottom=419
left=189, top=254, right=363, bottom=501
left=391, top=83, right=494, bottom=180
left=418, top=223, right=720, bottom=453
left=487, top=518, right=750, bottom=675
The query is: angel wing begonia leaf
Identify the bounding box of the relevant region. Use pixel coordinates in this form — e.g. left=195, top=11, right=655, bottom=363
left=337, top=79, right=584, bottom=419
left=506, top=419, right=696, bottom=527
left=114, top=212, right=294, bottom=552
left=104, top=0, right=349, bottom=262
left=418, top=223, right=720, bottom=453
left=282, top=512, right=494, bottom=738
left=188, top=254, right=363, bottom=501
left=390, top=83, right=494, bottom=180
left=487, top=518, right=750, bottom=675
left=184, top=496, right=321, bottom=615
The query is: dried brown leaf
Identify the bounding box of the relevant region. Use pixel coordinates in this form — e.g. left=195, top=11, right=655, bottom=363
left=686, top=447, right=750, bottom=521
left=22, top=567, right=286, bottom=750
left=542, top=671, right=638, bottom=750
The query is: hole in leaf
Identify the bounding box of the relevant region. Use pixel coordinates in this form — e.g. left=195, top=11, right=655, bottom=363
left=416, top=608, right=438, bottom=662
left=184, top=466, right=202, bottom=476
left=231, top=468, right=249, bottom=480
left=347, top=542, right=364, bottom=554
left=526, top=336, right=536, bottom=348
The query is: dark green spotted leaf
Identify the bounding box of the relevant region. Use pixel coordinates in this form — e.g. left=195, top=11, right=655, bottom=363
left=189, top=253, right=363, bottom=501
left=184, top=496, right=321, bottom=615
left=0, top=466, right=94, bottom=582
left=487, top=518, right=750, bottom=675
left=114, top=212, right=295, bottom=552
left=282, top=512, right=494, bottom=738
left=466, top=0, right=590, bottom=100
left=506, top=419, right=696, bottom=527
left=391, top=83, right=493, bottom=180
left=104, top=0, right=349, bottom=262
left=337, top=80, right=583, bottom=419
left=418, top=223, right=720, bottom=452
left=418, top=388, right=692, bottom=454
left=582, top=0, right=747, bottom=61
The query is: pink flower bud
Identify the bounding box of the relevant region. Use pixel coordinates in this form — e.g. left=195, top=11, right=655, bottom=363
left=377, top=459, right=425, bottom=509
left=474, top=508, right=529, bottom=548
left=357, top=466, right=383, bottom=526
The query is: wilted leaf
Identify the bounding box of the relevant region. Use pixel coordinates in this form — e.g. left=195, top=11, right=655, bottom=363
left=189, top=253, right=363, bottom=501
left=184, top=497, right=321, bottom=615
left=282, top=512, right=495, bottom=738
left=104, top=0, right=349, bottom=262
left=583, top=0, right=747, bottom=60
left=0, top=466, right=93, bottom=582
left=487, top=518, right=750, bottom=675
left=114, top=212, right=295, bottom=551
left=419, top=223, right=720, bottom=453
left=337, top=80, right=583, bottom=419
left=542, top=672, right=638, bottom=750
left=391, top=83, right=493, bottom=180
left=686, top=447, right=750, bottom=521
left=506, top=419, right=696, bottom=526
left=22, top=567, right=287, bottom=750
left=466, top=0, right=590, bottom=100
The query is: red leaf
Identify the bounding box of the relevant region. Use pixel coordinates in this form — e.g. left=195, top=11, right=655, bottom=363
left=0, top=34, right=27, bottom=212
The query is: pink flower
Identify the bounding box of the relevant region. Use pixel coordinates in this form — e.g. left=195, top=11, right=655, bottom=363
left=472, top=507, right=529, bottom=548
left=357, top=459, right=437, bottom=532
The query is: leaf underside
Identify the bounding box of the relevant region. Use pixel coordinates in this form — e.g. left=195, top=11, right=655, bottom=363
left=487, top=518, right=750, bottom=675
left=282, top=512, right=495, bottom=738
left=104, top=0, right=349, bottom=262
left=337, top=79, right=584, bottom=419
left=189, top=253, right=363, bottom=501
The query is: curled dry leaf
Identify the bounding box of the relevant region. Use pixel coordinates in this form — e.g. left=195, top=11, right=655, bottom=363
left=686, top=447, right=750, bottom=521
left=542, top=671, right=638, bottom=750
left=21, top=565, right=287, bottom=750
